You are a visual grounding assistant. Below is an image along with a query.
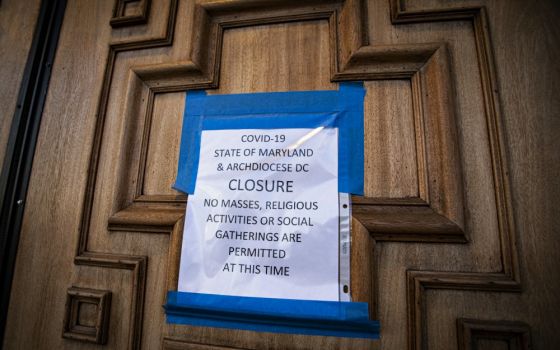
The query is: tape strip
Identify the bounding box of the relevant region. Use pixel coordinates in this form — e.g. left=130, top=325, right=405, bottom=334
left=164, top=291, right=380, bottom=339
left=174, top=82, right=365, bottom=195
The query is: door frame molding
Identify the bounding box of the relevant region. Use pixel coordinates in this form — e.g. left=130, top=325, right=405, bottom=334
left=0, top=0, right=67, bottom=344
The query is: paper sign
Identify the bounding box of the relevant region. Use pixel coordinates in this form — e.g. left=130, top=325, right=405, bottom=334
left=178, top=127, right=340, bottom=301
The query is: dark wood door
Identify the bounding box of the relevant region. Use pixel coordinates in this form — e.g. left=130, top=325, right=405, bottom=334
left=2, top=0, right=559, bottom=349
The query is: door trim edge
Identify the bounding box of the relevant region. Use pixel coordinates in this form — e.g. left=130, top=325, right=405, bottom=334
left=0, top=0, right=67, bottom=345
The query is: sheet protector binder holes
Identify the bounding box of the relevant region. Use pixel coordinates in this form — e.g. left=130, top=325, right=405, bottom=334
left=343, top=285, right=349, bottom=293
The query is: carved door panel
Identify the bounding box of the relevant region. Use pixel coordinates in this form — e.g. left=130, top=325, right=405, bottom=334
left=3, top=0, right=558, bottom=349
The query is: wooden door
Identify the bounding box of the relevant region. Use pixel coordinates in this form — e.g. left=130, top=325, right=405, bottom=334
left=2, top=0, right=559, bottom=349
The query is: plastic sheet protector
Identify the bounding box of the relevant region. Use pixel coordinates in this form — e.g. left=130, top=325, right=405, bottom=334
left=180, top=126, right=340, bottom=300
left=167, top=83, right=379, bottom=338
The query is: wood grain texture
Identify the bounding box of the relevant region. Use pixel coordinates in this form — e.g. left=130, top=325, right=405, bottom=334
left=363, top=80, right=418, bottom=199
left=3, top=0, right=560, bottom=349
left=111, top=0, right=151, bottom=27
left=350, top=218, right=377, bottom=318
left=163, top=338, right=248, bottom=350
left=110, top=0, right=174, bottom=46
left=3, top=0, right=177, bottom=348
left=0, top=0, right=41, bottom=168
left=211, top=20, right=336, bottom=94
left=101, top=5, right=465, bottom=346
left=457, top=318, right=531, bottom=350
left=142, top=92, right=184, bottom=196
left=386, top=2, right=523, bottom=348
left=116, top=0, right=465, bottom=242
left=62, top=287, right=112, bottom=344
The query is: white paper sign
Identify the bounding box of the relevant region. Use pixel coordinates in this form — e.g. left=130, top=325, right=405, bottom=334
left=178, top=127, right=339, bottom=301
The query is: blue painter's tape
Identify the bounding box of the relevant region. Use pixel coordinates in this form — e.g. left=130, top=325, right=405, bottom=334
left=202, top=112, right=339, bottom=130
left=174, top=91, right=204, bottom=195
left=164, top=292, right=380, bottom=339
left=173, top=82, right=365, bottom=194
